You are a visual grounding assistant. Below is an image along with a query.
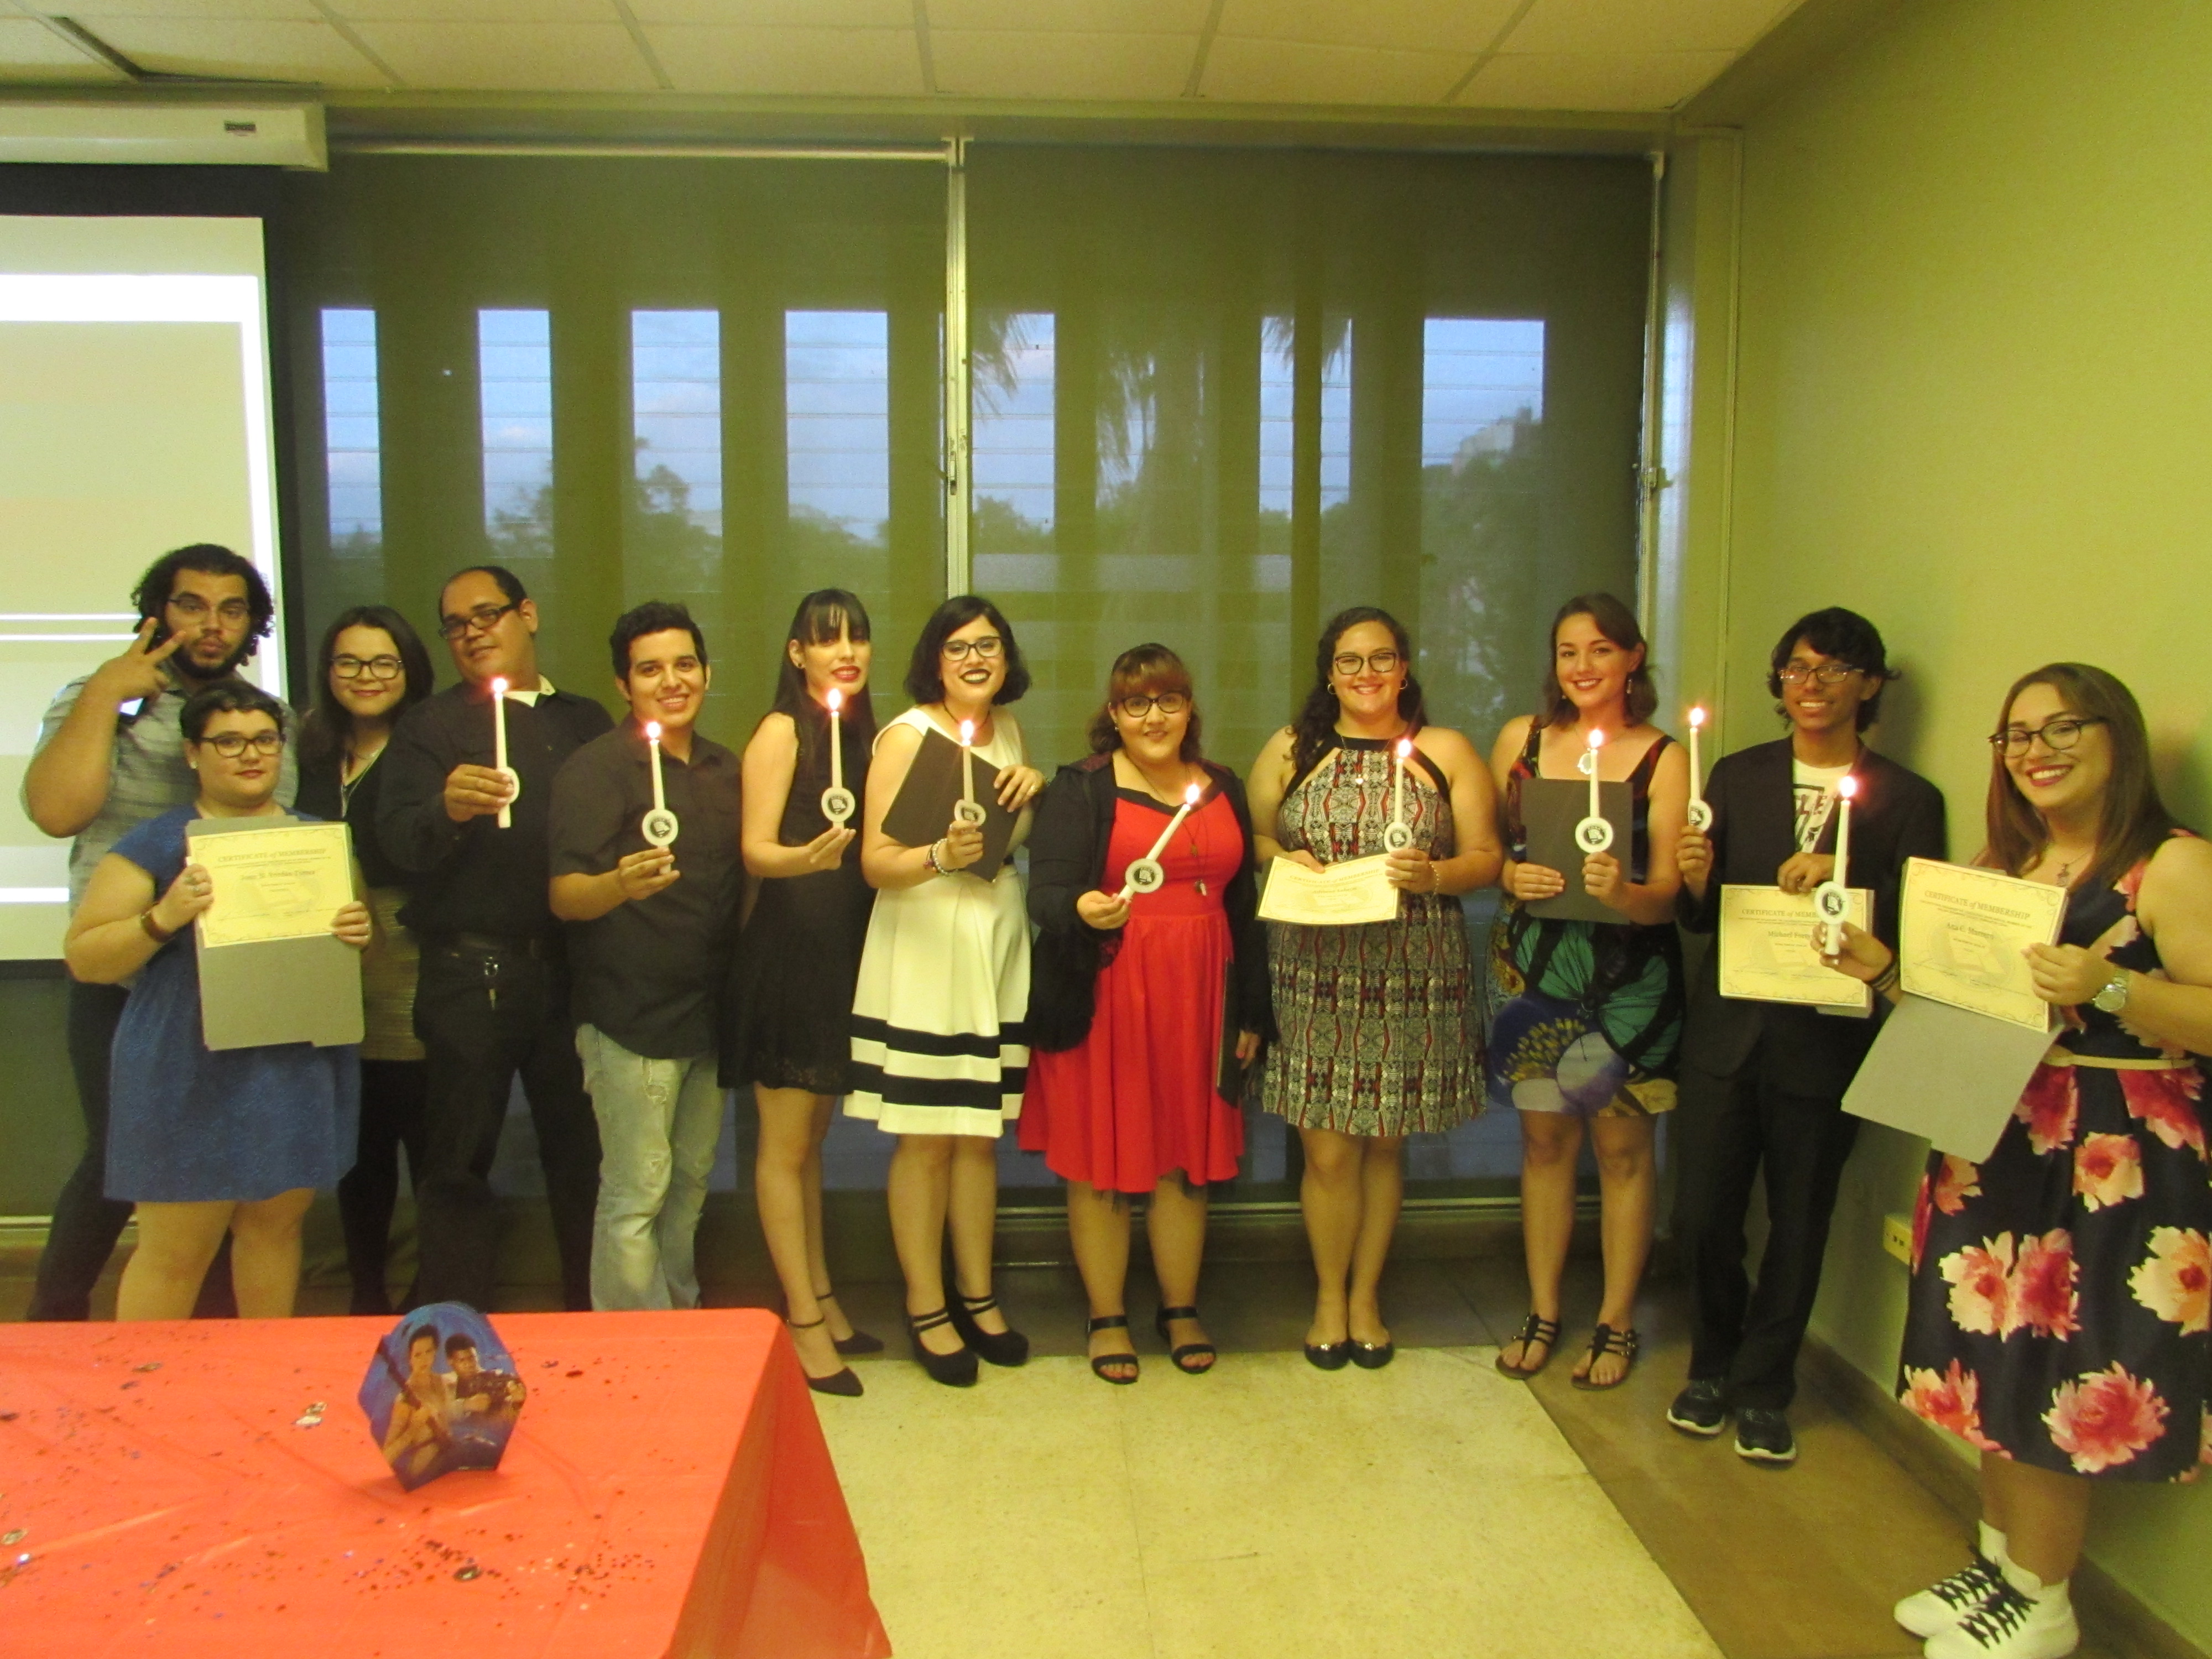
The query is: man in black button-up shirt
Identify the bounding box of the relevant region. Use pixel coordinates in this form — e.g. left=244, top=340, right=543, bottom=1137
left=549, top=603, right=741, bottom=1311
left=378, top=565, right=613, bottom=1313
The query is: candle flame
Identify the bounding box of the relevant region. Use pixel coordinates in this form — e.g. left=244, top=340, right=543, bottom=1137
left=645, top=721, right=662, bottom=742
left=959, top=719, right=974, bottom=745
left=1184, top=782, right=1202, bottom=804
left=489, top=676, right=508, bottom=697
left=1838, top=774, right=1859, bottom=800
left=1588, top=728, right=1606, bottom=749
left=826, top=687, right=842, bottom=713
left=1689, top=705, right=1706, bottom=728
left=1396, top=738, right=1413, bottom=759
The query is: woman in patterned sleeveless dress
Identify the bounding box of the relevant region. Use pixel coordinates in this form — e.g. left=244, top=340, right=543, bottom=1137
left=1827, top=665, right=2212, bottom=1659
left=1247, top=607, right=1501, bottom=1369
left=1488, top=593, right=1690, bottom=1391
left=727, top=590, right=882, bottom=1395
left=849, top=597, right=1045, bottom=1387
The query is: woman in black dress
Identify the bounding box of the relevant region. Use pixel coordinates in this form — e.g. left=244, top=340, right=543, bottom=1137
left=295, top=604, right=436, bottom=1315
left=727, top=590, right=882, bottom=1392
left=1827, top=665, right=2212, bottom=1659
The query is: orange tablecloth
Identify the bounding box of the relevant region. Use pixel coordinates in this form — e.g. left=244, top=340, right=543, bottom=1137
left=0, top=1309, right=890, bottom=1658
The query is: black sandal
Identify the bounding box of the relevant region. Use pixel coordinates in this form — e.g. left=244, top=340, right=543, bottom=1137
left=786, top=1314, right=863, bottom=1397
left=1154, top=1305, right=1216, bottom=1374
left=1495, top=1313, right=1561, bottom=1379
left=1088, top=1314, right=1139, bottom=1385
left=946, top=1291, right=1030, bottom=1368
left=1571, top=1323, right=1640, bottom=1391
left=906, top=1307, right=978, bottom=1388
left=817, top=1291, right=884, bottom=1357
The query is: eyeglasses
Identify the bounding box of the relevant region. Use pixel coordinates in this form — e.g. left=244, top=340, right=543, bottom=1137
left=1116, top=692, right=1190, bottom=718
left=1777, top=662, right=1863, bottom=687
left=169, top=595, right=252, bottom=624
left=942, top=636, right=1004, bottom=661
left=201, top=731, right=284, bottom=758
left=1332, top=650, right=1404, bottom=677
left=332, top=654, right=404, bottom=681
left=1991, top=716, right=2105, bottom=757
left=437, top=602, right=519, bottom=641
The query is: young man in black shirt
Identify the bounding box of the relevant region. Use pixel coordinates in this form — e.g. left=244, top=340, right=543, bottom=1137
left=549, top=603, right=741, bottom=1311
left=1669, top=608, right=1947, bottom=1465
left=378, top=565, right=612, bottom=1312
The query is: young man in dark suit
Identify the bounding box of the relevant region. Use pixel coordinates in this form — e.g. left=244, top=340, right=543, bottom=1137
left=1668, top=608, right=1947, bottom=1465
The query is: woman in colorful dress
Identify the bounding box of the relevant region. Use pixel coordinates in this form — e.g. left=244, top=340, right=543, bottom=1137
left=849, top=596, right=1046, bottom=1386
left=1488, top=592, right=1689, bottom=1390
left=1024, top=645, right=1271, bottom=1383
left=727, top=589, right=882, bottom=1396
left=1248, top=607, right=1500, bottom=1369
left=1825, top=664, right=2212, bottom=1659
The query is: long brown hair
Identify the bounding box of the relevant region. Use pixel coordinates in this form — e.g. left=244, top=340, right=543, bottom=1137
left=1985, top=663, right=2176, bottom=889
left=1290, top=607, right=1426, bottom=782
left=1086, top=643, right=1203, bottom=760
left=1535, top=592, right=1657, bottom=730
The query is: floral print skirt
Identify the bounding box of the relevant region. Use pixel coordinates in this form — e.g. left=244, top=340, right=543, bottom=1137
left=1898, top=1057, right=2212, bottom=1481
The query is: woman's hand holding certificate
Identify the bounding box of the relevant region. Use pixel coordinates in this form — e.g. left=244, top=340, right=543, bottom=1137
left=1258, top=854, right=1399, bottom=926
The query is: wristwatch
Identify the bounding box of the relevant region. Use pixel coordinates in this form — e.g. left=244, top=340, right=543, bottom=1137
left=2091, top=970, right=2132, bottom=1014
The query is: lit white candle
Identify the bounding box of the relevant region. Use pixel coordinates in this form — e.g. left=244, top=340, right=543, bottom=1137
left=959, top=718, right=976, bottom=808
left=1833, top=773, right=1856, bottom=883
left=490, top=675, right=512, bottom=830
left=827, top=687, right=844, bottom=794
left=1394, top=737, right=1411, bottom=828
left=1817, top=774, right=1859, bottom=955
left=1118, top=782, right=1202, bottom=900
left=1585, top=727, right=1606, bottom=822
left=645, top=720, right=667, bottom=814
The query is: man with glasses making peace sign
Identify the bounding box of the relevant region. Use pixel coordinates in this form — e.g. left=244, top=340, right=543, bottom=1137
left=378, top=565, right=612, bottom=1313
left=22, top=542, right=295, bottom=1322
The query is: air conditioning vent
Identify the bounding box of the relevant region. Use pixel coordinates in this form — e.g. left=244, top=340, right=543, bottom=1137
left=0, top=102, right=325, bottom=169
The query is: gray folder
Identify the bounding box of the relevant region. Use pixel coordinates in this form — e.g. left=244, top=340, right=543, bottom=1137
left=1519, top=776, right=1635, bottom=924
left=1841, top=993, right=2052, bottom=1162
left=188, top=815, right=364, bottom=1051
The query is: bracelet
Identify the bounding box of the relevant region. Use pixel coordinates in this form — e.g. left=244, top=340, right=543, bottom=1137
left=1871, top=959, right=1900, bottom=996
left=139, top=907, right=176, bottom=945
left=926, top=840, right=948, bottom=877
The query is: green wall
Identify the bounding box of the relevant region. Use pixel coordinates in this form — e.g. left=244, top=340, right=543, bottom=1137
left=1709, top=0, right=2212, bottom=1642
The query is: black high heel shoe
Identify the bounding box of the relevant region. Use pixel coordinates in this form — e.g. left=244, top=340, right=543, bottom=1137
left=946, top=1291, right=1030, bottom=1368
left=907, top=1307, right=979, bottom=1387
left=816, top=1291, right=885, bottom=1357
left=1154, top=1305, right=1217, bottom=1374
left=786, top=1314, right=864, bottom=1397
left=1087, top=1314, right=1139, bottom=1385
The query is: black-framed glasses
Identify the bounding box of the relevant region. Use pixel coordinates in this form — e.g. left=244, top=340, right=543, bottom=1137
left=1777, top=662, right=1862, bottom=687
left=1332, top=650, right=1404, bottom=676
left=942, top=635, right=1004, bottom=661
left=169, top=595, right=252, bottom=624
left=437, top=601, right=518, bottom=641
left=332, top=654, right=404, bottom=681
left=1991, top=716, right=2105, bottom=757
left=202, top=731, right=284, bottom=758
left=1116, top=692, right=1190, bottom=718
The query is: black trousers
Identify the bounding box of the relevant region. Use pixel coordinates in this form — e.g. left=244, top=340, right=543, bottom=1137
left=336, top=1057, right=429, bottom=1314
left=1672, top=1040, right=1861, bottom=1411
left=413, top=943, right=600, bottom=1313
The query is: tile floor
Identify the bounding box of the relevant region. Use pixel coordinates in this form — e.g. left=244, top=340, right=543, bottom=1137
left=0, top=1247, right=2133, bottom=1659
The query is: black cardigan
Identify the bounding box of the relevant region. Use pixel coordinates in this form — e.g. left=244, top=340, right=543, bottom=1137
left=1025, top=754, right=1272, bottom=1055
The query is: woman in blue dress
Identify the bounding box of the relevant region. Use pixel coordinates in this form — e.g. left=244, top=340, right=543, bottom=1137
left=65, top=682, right=366, bottom=1321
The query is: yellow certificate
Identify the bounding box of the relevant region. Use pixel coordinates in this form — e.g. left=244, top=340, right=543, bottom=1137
left=188, top=820, right=356, bottom=948
left=1717, top=885, right=1873, bottom=1012
left=1898, top=858, right=2068, bottom=1032
left=1256, top=854, right=1399, bottom=926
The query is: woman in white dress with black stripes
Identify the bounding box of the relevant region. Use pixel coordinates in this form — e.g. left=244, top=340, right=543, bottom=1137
left=851, top=596, right=1044, bottom=1386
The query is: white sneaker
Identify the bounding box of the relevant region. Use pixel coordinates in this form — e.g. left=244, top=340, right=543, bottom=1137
left=1895, top=1556, right=2005, bottom=1638
left=1922, top=1580, right=2079, bottom=1659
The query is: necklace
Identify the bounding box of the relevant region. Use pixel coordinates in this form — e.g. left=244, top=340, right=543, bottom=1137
left=2048, top=844, right=2095, bottom=883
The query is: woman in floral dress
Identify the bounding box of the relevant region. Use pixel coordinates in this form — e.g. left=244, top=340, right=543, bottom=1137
left=1827, top=664, right=2212, bottom=1659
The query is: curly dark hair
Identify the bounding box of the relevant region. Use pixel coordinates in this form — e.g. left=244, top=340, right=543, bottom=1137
left=1766, top=607, right=1898, bottom=732
left=180, top=681, right=286, bottom=744
left=1533, top=592, right=1657, bottom=729
left=904, top=595, right=1030, bottom=706
left=1084, top=643, right=1202, bottom=761
left=298, top=605, right=436, bottom=770
left=1290, top=607, right=1425, bottom=784
left=610, top=600, right=708, bottom=679
left=132, top=544, right=274, bottom=660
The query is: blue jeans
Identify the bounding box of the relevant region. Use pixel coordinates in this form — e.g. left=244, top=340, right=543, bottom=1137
left=575, top=1025, right=723, bottom=1312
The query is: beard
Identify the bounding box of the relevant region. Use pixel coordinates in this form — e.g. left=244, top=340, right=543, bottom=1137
left=176, top=633, right=260, bottom=685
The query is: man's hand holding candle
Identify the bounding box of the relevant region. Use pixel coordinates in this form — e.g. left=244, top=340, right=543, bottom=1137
left=1675, top=825, right=1713, bottom=895
left=443, top=763, right=516, bottom=824
left=614, top=846, right=680, bottom=901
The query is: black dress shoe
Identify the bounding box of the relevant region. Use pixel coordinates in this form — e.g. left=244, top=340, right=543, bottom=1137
left=1304, top=1339, right=1352, bottom=1371
left=1349, top=1338, right=1395, bottom=1370
left=1666, top=1379, right=1729, bottom=1438
left=786, top=1314, right=865, bottom=1397
left=906, top=1307, right=979, bottom=1387
left=947, top=1292, right=1030, bottom=1368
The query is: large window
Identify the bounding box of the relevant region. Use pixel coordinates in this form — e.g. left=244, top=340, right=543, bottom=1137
left=478, top=307, right=553, bottom=562
left=319, top=307, right=381, bottom=561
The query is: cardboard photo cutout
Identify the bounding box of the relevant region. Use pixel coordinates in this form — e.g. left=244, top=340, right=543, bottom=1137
left=357, top=1302, right=526, bottom=1490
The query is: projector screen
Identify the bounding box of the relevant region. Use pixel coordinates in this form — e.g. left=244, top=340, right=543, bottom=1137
left=0, top=216, right=284, bottom=959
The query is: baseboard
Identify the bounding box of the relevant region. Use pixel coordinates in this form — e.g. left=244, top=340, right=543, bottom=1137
left=1798, top=1334, right=2206, bottom=1659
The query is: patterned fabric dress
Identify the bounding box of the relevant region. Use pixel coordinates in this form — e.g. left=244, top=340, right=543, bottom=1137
left=1898, top=836, right=2212, bottom=1483
left=1485, top=724, right=1683, bottom=1118
left=1262, top=734, right=1481, bottom=1138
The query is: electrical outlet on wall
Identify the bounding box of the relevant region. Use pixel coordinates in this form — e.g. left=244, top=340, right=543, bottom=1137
left=1882, top=1212, right=1914, bottom=1265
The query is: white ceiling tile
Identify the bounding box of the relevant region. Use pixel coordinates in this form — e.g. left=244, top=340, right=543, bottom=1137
left=1217, top=0, right=1524, bottom=56
left=71, top=18, right=392, bottom=85
left=53, top=1, right=323, bottom=18
left=645, top=24, right=924, bottom=95
left=926, top=0, right=1211, bottom=30
left=0, top=17, right=127, bottom=77
left=332, top=0, right=624, bottom=20
left=1504, top=0, right=1802, bottom=56
left=930, top=29, right=1193, bottom=99
left=631, top=0, right=910, bottom=22
left=1201, top=35, right=1470, bottom=106
left=350, top=20, right=661, bottom=89
left=1457, top=49, right=1737, bottom=111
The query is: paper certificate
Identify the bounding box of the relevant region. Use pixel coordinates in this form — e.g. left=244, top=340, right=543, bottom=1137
left=1717, top=885, right=1874, bottom=1012
left=1257, top=854, right=1398, bottom=926
left=189, top=820, right=356, bottom=948
left=1898, top=858, right=2068, bottom=1032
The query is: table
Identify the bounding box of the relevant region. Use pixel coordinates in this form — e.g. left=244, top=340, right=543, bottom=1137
left=0, top=1308, right=891, bottom=1658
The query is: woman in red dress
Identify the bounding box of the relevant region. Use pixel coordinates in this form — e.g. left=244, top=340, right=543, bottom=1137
left=1023, top=645, right=1271, bottom=1383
